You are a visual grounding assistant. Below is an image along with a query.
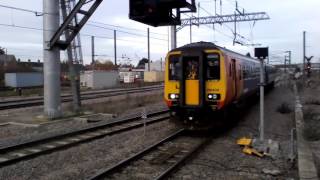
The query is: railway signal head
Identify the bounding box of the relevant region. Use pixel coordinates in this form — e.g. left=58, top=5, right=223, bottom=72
left=307, top=62, right=311, bottom=69
left=129, top=0, right=196, bottom=27
left=254, top=47, right=269, bottom=60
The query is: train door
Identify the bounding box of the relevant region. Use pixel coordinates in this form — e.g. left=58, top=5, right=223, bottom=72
left=183, top=56, right=200, bottom=106
left=231, top=59, right=237, bottom=98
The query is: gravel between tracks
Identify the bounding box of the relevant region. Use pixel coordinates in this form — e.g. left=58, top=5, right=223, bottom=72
left=0, top=119, right=178, bottom=180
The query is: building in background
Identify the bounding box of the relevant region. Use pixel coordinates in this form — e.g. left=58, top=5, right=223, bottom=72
left=0, top=54, right=16, bottom=64
left=145, top=60, right=165, bottom=72
left=80, top=70, right=119, bottom=89
left=143, top=60, right=165, bottom=82
left=5, top=72, right=43, bottom=88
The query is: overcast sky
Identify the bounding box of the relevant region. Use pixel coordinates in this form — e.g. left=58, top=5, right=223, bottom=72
left=0, top=0, right=319, bottom=65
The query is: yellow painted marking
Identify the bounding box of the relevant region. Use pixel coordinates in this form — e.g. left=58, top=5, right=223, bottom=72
left=237, top=137, right=252, bottom=146
left=242, top=146, right=264, bottom=157
left=185, top=80, right=199, bottom=105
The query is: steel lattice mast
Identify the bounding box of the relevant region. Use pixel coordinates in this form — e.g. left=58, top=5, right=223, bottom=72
left=177, top=12, right=270, bottom=31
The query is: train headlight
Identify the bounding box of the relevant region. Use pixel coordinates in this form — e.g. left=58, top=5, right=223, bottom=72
left=212, top=94, right=218, bottom=100
left=207, top=94, right=220, bottom=100
left=169, top=94, right=179, bottom=100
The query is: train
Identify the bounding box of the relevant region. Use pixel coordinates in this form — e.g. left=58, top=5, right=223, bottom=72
left=164, top=42, right=277, bottom=130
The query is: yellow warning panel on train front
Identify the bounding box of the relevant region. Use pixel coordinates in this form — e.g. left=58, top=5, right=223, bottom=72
left=185, top=80, right=199, bottom=105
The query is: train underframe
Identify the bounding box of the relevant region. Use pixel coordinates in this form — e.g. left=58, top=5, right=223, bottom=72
left=169, top=105, right=237, bottom=131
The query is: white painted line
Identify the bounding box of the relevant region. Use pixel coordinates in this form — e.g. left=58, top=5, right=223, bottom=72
left=55, top=141, right=68, bottom=145
left=43, top=145, right=56, bottom=148
left=26, top=149, right=41, bottom=153
left=0, top=157, right=9, bottom=162
left=10, top=152, right=27, bottom=157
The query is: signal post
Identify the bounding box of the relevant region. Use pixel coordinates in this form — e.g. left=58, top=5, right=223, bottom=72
left=253, top=47, right=279, bottom=156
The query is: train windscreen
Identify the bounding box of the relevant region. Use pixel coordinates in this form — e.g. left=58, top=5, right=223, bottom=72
left=169, top=56, right=181, bottom=80
left=184, top=57, right=199, bottom=80
left=206, top=54, right=220, bottom=80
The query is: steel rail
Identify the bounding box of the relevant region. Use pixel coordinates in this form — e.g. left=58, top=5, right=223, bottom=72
left=89, top=130, right=212, bottom=180
left=154, top=137, right=212, bottom=180
left=0, top=109, right=169, bottom=167
left=89, top=129, right=186, bottom=180
left=0, top=85, right=163, bottom=110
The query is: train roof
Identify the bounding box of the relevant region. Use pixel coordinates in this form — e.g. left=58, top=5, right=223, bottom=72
left=172, top=41, right=269, bottom=65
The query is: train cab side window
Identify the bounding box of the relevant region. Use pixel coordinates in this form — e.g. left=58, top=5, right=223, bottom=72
left=169, top=56, right=181, bottom=80
left=206, top=54, right=220, bottom=80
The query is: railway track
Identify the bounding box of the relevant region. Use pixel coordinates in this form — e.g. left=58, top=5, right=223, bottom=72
left=90, top=129, right=211, bottom=180
left=0, top=109, right=169, bottom=167
left=0, top=85, right=163, bottom=110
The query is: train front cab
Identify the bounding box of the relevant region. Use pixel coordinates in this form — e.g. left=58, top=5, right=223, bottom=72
left=164, top=49, right=228, bottom=128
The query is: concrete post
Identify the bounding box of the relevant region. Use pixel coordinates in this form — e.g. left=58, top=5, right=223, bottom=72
left=171, top=26, right=177, bottom=50
left=147, top=28, right=150, bottom=71
left=289, top=51, right=291, bottom=65
left=114, top=30, right=117, bottom=66
left=91, top=36, right=95, bottom=65
left=189, top=18, right=192, bottom=43
left=259, top=58, right=265, bottom=141
left=303, top=31, right=306, bottom=76
left=43, top=0, right=62, bottom=119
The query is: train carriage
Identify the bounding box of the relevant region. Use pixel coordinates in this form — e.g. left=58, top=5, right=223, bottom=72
left=164, top=42, right=276, bottom=129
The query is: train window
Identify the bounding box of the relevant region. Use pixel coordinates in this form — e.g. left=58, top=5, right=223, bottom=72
left=229, top=64, right=232, bottom=77
left=206, top=54, right=220, bottom=80
left=184, top=57, right=199, bottom=80
left=169, top=56, right=181, bottom=80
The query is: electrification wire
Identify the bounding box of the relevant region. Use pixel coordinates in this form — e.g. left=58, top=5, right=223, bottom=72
left=0, top=4, right=43, bottom=16
left=0, top=2, right=168, bottom=37
left=0, top=22, right=167, bottom=48
left=86, top=23, right=168, bottom=41
left=89, top=21, right=167, bottom=36
left=182, top=5, right=237, bottom=41
left=197, top=4, right=250, bottom=43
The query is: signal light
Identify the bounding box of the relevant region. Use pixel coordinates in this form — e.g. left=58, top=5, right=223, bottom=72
left=129, top=0, right=196, bottom=27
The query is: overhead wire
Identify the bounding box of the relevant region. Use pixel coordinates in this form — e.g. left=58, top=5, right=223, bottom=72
left=0, top=3, right=168, bottom=38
